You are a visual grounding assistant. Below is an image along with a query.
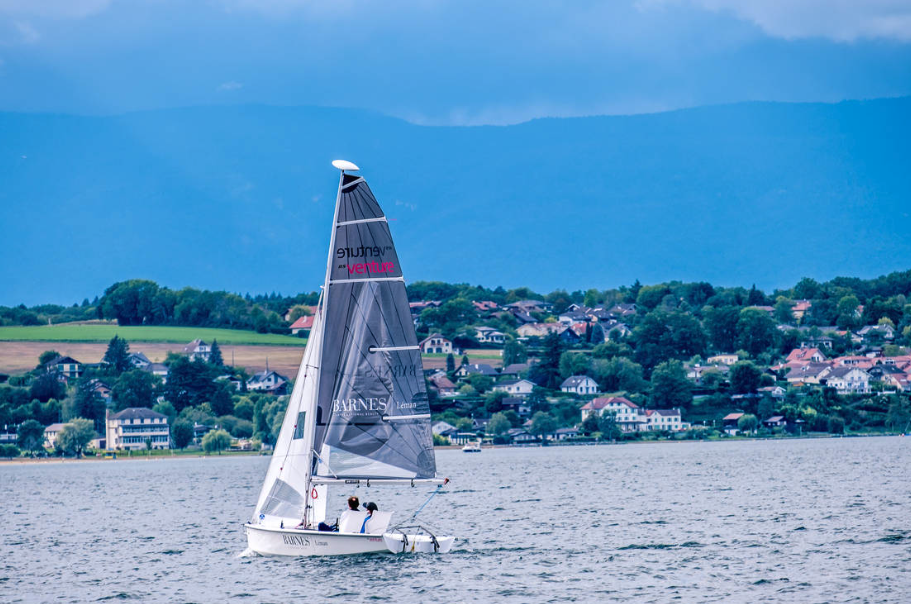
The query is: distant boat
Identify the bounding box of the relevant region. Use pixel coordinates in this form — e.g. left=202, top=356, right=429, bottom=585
left=462, top=441, right=482, bottom=453
left=244, top=161, right=454, bottom=556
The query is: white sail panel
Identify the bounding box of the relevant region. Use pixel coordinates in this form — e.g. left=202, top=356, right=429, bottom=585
left=251, top=312, right=323, bottom=525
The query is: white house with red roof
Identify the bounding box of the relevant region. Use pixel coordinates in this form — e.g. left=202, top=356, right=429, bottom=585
left=785, top=362, right=833, bottom=385
left=884, top=372, right=911, bottom=392
left=792, top=299, right=812, bottom=321
left=429, top=373, right=458, bottom=397
left=418, top=334, right=452, bottom=354
left=289, top=314, right=315, bottom=335
left=580, top=396, right=646, bottom=432
left=786, top=348, right=826, bottom=364
left=831, top=355, right=877, bottom=370
left=472, top=301, right=499, bottom=313
left=722, top=412, right=744, bottom=435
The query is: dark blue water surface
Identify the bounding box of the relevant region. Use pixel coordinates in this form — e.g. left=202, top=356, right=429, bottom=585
left=2, top=437, right=910, bottom=603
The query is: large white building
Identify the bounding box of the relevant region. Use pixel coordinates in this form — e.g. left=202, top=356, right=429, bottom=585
left=106, top=408, right=170, bottom=450
left=645, top=409, right=683, bottom=431
left=825, top=366, right=871, bottom=394
left=581, top=396, right=685, bottom=433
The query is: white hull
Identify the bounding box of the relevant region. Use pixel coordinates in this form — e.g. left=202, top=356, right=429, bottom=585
left=383, top=532, right=455, bottom=554
left=245, top=524, right=389, bottom=557
left=244, top=524, right=455, bottom=557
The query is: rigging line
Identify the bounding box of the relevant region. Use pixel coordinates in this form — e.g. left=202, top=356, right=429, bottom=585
left=410, top=485, right=445, bottom=521
left=313, top=450, right=338, bottom=479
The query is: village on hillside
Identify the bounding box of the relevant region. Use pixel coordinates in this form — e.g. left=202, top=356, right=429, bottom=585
left=2, top=275, right=911, bottom=457
left=410, top=296, right=910, bottom=445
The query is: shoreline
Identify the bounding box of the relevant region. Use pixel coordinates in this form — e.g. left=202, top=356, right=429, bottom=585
left=2, top=432, right=903, bottom=465
left=0, top=450, right=264, bottom=465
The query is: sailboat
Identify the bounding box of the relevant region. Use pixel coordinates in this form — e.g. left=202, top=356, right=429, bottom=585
left=244, top=160, right=454, bottom=557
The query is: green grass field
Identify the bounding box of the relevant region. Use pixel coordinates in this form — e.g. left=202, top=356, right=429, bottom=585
left=0, top=324, right=306, bottom=346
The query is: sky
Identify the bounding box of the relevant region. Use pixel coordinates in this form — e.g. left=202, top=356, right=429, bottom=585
left=1, top=0, right=910, bottom=125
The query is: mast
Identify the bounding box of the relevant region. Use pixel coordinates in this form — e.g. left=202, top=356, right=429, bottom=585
left=300, top=159, right=356, bottom=526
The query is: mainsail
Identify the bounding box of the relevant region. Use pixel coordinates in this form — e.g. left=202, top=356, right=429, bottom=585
left=251, top=163, right=436, bottom=527
left=313, top=173, right=435, bottom=480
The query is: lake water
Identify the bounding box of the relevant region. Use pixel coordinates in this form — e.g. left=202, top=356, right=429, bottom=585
left=2, top=437, right=910, bottom=603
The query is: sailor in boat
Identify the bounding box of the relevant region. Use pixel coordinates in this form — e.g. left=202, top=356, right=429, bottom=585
left=312, top=495, right=362, bottom=531
left=360, top=502, right=378, bottom=533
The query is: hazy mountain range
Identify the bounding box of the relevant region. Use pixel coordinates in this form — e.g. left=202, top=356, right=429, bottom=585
left=1, top=97, right=909, bottom=306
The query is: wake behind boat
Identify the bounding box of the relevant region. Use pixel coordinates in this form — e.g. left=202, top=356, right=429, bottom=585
left=244, top=160, right=454, bottom=557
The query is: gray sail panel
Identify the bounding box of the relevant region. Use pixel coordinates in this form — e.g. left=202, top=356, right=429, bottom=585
left=338, top=174, right=384, bottom=222
left=313, top=177, right=435, bottom=479
left=259, top=478, right=306, bottom=519
left=330, top=220, right=403, bottom=282
left=315, top=280, right=435, bottom=479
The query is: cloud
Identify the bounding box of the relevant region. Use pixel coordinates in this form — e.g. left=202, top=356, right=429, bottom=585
left=394, top=199, right=417, bottom=211
left=640, top=0, right=911, bottom=42
left=401, top=98, right=677, bottom=126
left=14, top=20, right=38, bottom=43
left=0, top=0, right=112, bottom=19
left=218, top=81, right=243, bottom=91
left=219, top=0, right=356, bottom=17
